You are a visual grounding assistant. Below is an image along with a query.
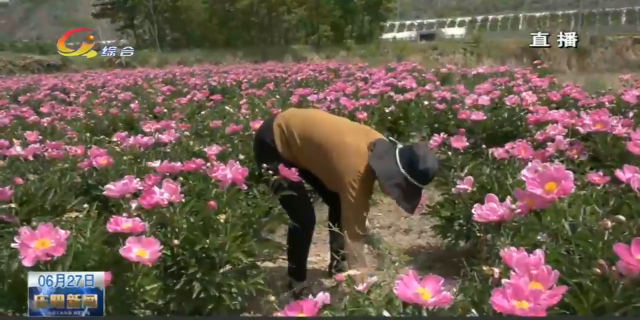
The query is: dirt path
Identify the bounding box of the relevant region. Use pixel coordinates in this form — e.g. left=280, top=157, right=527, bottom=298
left=250, top=191, right=469, bottom=314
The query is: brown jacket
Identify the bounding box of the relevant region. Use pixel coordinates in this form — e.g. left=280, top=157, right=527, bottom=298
left=273, top=108, right=384, bottom=269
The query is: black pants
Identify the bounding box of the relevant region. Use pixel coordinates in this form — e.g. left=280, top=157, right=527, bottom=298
left=253, top=115, right=346, bottom=282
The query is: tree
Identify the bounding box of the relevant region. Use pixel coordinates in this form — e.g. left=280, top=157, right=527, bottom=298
left=92, top=0, right=142, bottom=45
left=91, top=0, right=396, bottom=49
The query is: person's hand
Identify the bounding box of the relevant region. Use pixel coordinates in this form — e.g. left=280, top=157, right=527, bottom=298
left=351, top=267, right=372, bottom=285
left=334, top=268, right=369, bottom=284
left=344, top=238, right=370, bottom=285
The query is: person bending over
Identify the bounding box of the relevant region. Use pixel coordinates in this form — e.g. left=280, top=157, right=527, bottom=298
left=253, top=108, right=438, bottom=299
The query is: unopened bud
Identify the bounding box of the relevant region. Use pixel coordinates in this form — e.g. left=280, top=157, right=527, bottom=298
left=612, top=215, right=626, bottom=223
left=610, top=266, right=622, bottom=280
left=592, top=267, right=602, bottom=276
left=481, top=266, right=493, bottom=275
left=600, top=219, right=612, bottom=230
left=597, top=259, right=609, bottom=274
left=172, top=239, right=180, bottom=246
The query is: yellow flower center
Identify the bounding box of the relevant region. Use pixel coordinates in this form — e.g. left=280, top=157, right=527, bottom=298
left=513, top=300, right=530, bottom=309
left=636, top=255, right=640, bottom=260
left=98, top=159, right=107, bottom=165
left=529, top=281, right=545, bottom=291
left=298, top=313, right=307, bottom=317
left=416, top=287, right=433, bottom=301
left=135, top=249, right=149, bottom=258
left=33, top=238, right=53, bottom=250
left=122, top=223, right=132, bottom=230
left=525, top=198, right=535, bottom=207
left=544, top=181, right=558, bottom=193
left=595, top=123, right=605, bottom=129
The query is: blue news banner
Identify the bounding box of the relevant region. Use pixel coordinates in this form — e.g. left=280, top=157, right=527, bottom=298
left=28, top=271, right=106, bottom=317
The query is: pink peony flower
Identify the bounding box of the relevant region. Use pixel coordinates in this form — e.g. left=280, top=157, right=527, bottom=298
left=586, top=172, right=611, bottom=185
left=276, top=292, right=330, bottom=317
left=209, top=120, right=223, bottom=129
left=183, top=158, right=206, bottom=172
left=153, top=161, right=184, bottom=174
left=521, top=161, right=575, bottom=201
left=510, top=140, right=535, bottom=159
left=500, top=247, right=546, bottom=273
left=91, top=155, right=114, bottom=168
left=613, top=237, right=640, bottom=278
left=138, top=179, right=184, bottom=210
left=313, top=291, right=331, bottom=306
left=203, top=144, right=225, bottom=160
left=88, top=146, right=108, bottom=159
left=225, top=124, right=244, bottom=134
left=11, top=223, right=70, bottom=267
left=490, top=147, right=511, bottom=160
left=470, top=110, right=487, bottom=121
left=106, top=216, right=147, bottom=234
left=629, top=176, right=640, bottom=194
left=0, top=186, right=14, bottom=202
left=615, top=164, right=640, bottom=184
left=452, top=176, right=474, bottom=193
left=24, top=131, right=42, bottom=143
left=449, top=135, right=469, bottom=150
left=354, top=276, right=378, bottom=293
left=103, top=176, right=142, bottom=199
left=278, top=164, right=302, bottom=182
left=142, top=174, right=162, bottom=190
left=626, top=140, right=640, bottom=156
left=159, top=179, right=184, bottom=202
left=509, top=266, right=568, bottom=307
left=513, top=188, right=554, bottom=215
left=207, top=200, right=218, bottom=210
left=428, top=133, right=448, bottom=149
left=250, top=119, right=264, bottom=131
left=490, top=277, right=548, bottom=317
left=472, top=194, right=514, bottom=223
left=119, top=236, right=163, bottom=266
left=393, top=270, right=454, bottom=308
left=207, top=160, right=249, bottom=189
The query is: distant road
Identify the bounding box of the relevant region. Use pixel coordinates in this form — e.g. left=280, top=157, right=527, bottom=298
left=383, top=6, right=640, bottom=39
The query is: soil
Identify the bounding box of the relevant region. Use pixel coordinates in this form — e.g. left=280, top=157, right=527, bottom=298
left=249, top=189, right=471, bottom=314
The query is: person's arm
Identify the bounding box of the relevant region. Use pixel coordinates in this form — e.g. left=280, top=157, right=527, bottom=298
left=341, top=195, right=369, bottom=268
left=339, top=173, right=376, bottom=282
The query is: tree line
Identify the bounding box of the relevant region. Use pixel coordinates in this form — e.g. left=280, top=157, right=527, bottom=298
left=91, top=0, right=396, bottom=50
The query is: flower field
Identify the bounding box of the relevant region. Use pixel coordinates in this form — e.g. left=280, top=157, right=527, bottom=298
left=0, top=61, right=639, bottom=316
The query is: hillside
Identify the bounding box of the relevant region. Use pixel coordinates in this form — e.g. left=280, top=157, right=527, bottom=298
left=0, top=0, right=118, bottom=41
